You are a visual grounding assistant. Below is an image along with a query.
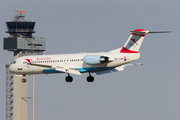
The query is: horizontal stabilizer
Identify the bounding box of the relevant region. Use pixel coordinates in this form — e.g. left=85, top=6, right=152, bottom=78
left=125, top=63, right=144, bottom=66
left=128, top=30, right=171, bottom=35
left=96, top=63, right=144, bottom=75
left=148, top=31, right=171, bottom=33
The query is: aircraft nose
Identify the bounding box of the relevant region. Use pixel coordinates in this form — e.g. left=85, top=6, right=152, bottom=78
left=9, top=64, right=16, bottom=73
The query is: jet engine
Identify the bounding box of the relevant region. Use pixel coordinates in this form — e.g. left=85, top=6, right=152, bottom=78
left=83, top=55, right=109, bottom=65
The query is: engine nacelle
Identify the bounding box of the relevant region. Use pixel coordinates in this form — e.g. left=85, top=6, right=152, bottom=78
left=83, top=55, right=108, bottom=65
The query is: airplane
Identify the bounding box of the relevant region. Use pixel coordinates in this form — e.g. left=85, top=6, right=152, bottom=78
left=9, top=29, right=170, bottom=82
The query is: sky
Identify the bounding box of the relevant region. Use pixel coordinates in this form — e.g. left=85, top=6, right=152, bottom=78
left=0, top=0, right=180, bottom=120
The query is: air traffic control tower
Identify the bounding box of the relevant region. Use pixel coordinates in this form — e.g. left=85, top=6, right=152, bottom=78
left=4, top=11, right=46, bottom=120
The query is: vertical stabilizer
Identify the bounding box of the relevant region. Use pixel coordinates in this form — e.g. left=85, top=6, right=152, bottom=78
left=120, top=29, right=171, bottom=53
left=120, top=29, right=147, bottom=53
left=109, top=29, right=170, bottom=53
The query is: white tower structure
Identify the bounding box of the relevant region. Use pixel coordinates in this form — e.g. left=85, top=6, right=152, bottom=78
left=4, top=11, right=46, bottom=120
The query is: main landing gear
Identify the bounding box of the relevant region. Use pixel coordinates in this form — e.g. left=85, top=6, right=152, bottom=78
left=65, top=72, right=94, bottom=82
left=65, top=73, right=73, bottom=82
left=87, top=72, right=94, bottom=82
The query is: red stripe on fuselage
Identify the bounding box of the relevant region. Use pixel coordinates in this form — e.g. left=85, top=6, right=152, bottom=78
left=25, top=59, right=31, bottom=62
left=120, top=47, right=139, bottom=53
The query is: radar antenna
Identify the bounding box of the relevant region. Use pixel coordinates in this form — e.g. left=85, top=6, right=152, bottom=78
left=14, top=11, right=27, bottom=21
left=14, top=10, right=27, bottom=15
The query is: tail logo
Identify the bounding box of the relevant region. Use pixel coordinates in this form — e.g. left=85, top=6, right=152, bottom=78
left=130, top=38, right=138, bottom=45
left=25, top=59, right=32, bottom=63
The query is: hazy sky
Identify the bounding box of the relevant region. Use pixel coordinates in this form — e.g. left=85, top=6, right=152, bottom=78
left=1, top=0, right=180, bottom=120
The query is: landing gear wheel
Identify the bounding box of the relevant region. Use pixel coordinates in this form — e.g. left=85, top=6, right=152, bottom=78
left=65, top=76, right=73, bottom=82
left=87, top=76, right=94, bottom=82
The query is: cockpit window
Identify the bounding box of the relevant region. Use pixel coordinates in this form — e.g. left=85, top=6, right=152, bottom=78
left=12, top=61, right=16, bottom=64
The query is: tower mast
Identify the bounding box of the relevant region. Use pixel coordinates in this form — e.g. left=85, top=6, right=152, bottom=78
left=4, top=11, right=46, bottom=120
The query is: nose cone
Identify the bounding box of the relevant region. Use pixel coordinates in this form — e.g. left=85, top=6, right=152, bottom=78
left=9, top=64, right=16, bottom=73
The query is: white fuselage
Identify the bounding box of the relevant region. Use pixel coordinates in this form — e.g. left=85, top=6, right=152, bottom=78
left=9, top=52, right=140, bottom=75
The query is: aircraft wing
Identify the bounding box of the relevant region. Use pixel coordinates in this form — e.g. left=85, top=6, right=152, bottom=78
left=55, top=66, right=81, bottom=75
left=95, top=63, right=144, bottom=75
left=95, top=65, right=125, bottom=75
left=27, top=62, right=81, bottom=75
left=27, top=62, right=52, bottom=68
